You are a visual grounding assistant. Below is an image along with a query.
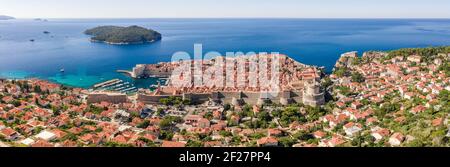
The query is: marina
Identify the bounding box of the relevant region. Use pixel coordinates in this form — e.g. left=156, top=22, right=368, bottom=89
left=93, top=79, right=138, bottom=94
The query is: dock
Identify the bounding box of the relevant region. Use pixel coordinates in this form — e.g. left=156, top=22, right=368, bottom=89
left=93, top=79, right=121, bottom=89
left=116, top=70, right=134, bottom=76
left=92, top=78, right=137, bottom=94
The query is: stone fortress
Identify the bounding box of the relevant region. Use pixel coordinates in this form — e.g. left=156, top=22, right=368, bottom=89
left=128, top=54, right=326, bottom=107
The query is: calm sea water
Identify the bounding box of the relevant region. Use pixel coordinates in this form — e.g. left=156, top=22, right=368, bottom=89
left=1, top=19, right=450, bottom=88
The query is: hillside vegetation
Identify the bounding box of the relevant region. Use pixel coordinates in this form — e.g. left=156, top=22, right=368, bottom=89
left=84, top=25, right=162, bottom=44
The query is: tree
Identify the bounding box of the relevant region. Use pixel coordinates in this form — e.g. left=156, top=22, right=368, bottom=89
left=336, top=86, right=353, bottom=96
left=279, top=106, right=305, bottom=127
left=439, top=90, right=449, bottom=103
left=159, top=98, right=171, bottom=105
left=306, top=106, right=327, bottom=122
left=322, top=77, right=333, bottom=88
left=159, top=116, right=182, bottom=129
left=186, top=140, right=203, bottom=147
left=137, top=137, right=157, bottom=147
left=137, top=120, right=150, bottom=129
left=159, top=96, right=185, bottom=106
left=231, top=135, right=242, bottom=145
left=279, top=137, right=296, bottom=147
left=405, top=139, right=425, bottom=147
left=159, top=119, right=172, bottom=128
left=293, top=131, right=314, bottom=141
left=103, top=142, right=134, bottom=147
left=34, top=85, right=42, bottom=93
left=156, top=108, right=164, bottom=116
left=257, top=111, right=272, bottom=122
left=334, top=67, right=348, bottom=77
left=223, top=104, right=231, bottom=111
left=352, top=57, right=362, bottom=66
left=10, top=100, right=21, bottom=107
left=159, top=130, right=174, bottom=140
left=351, top=133, right=364, bottom=147
left=351, top=72, right=365, bottom=83
left=182, top=99, right=191, bottom=105
left=219, top=130, right=232, bottom=137
left=87, top=104, right=104, bottom=115
left=438, top=62, right=450, bottom=77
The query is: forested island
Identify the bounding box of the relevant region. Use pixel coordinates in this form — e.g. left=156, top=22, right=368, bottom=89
left=0, top=15, right=15, bottom=20
left=84, top=25, right=162, bottom=45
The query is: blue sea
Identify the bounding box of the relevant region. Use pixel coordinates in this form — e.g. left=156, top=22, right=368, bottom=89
left=1, top=19, right=450, bottom=88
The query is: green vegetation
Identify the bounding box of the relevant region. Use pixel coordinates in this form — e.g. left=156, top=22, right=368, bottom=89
left=103, top=142, right=134, bottom=147
left=219, top=130, right=232, bottom=137
left=351, top=72, right=365, bottom=83
left=159, top=96, right=190, bottom=106
left=305, top=106, right=328, bottom=122
left=321, top=77, right=333, bottom=88
left=293, top=131, right=314, bottom=141
left=159, top=116, right=182, bottom=129
left=351, top=57, right=362, bottom=66
left=84, top=25, right=162, bottom=44
left=333, top=67, right=349, bottom=77
left=273, top=105, right=306, bottom=127
left=438, top=61, right=450, bottom=77
left=159, top=130, right=174, bottom=140
left=388, top=46, right=450, bottom=62
left=85, top=104, right=105, bottom=115
left=335, top=86, right=355, bottom=96
left=137, top=137, right=157, bottom=147
left=137, top=120, right=150, bottom=129
left=186, top=140, right=203, bottom=147
left=278, top=136, right=296, bottom=147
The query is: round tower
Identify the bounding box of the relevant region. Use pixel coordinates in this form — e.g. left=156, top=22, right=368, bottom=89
left=302, top=80, right=325, bottom=107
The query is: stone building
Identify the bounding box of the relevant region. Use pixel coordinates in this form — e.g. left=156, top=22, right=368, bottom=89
left=87, top=92, right=128, bottom=104
left=302, top=80, right=325, bottom=107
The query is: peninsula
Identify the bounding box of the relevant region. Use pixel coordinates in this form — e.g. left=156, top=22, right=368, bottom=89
left=0, top=47, right=449, bottom=148
left=84, top=25, right=162, bottom=45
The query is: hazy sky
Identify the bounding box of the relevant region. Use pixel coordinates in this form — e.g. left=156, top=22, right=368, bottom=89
left=1, top=0, right=450, bottom=18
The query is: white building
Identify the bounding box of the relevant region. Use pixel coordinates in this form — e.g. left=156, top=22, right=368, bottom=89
left=35, top=130, right=57, bottom=141
left=20, top=138, right=36, bottom=146
left=389, top=133, right=404, bottom=146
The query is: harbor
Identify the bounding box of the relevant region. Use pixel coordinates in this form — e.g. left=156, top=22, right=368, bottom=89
left=93, top=78, right=138, bottom=94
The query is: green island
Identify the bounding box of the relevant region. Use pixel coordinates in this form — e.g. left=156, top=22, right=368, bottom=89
left=84, top=25, right=162, bottom=45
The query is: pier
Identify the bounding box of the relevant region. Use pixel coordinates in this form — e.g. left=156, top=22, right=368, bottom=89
left=116, top=70, right=134, bottom=76
left=93, top=79, right=120, bottom=89
left=92, top=79, right=137, bottom=94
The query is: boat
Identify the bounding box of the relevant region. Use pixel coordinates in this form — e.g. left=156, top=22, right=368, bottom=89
left=60, top=68, right=65, bottom=73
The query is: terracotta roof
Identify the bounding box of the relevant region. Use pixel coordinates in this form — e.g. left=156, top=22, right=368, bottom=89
left=1, top=127, right=17, bottom=137
left=432, top=118, right=443, bottom=127
left=31, top=140, right=54, bottom=147
left=161, top=141, right=186, bottom=147
left=257, top=137, right=278, bottom=145
left=313, top=131, right=326, bottom=139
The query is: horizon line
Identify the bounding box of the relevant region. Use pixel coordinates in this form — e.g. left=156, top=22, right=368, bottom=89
left=9, top=16, right=450, bottom=20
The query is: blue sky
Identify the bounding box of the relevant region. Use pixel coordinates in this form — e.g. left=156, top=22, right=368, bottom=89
left=1, top=0, right=450, bottom=18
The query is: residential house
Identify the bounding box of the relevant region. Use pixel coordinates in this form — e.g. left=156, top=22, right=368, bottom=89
left=389, top=132, right=405, bottom=146
left=257, top=137, right=278, bottom=147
